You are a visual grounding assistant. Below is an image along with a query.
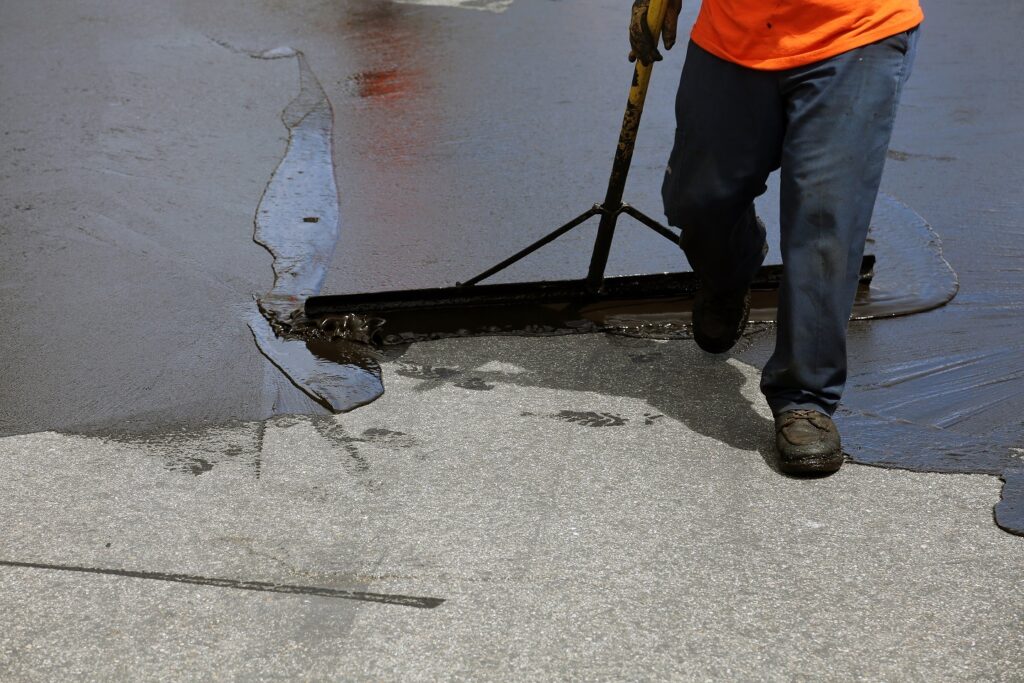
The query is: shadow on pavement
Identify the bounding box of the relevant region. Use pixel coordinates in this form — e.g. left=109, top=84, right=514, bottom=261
left=386, top=333, right=782, bottom=472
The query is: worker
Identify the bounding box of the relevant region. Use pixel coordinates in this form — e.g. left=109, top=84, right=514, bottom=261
left=629, top=0, right=922, bottom=475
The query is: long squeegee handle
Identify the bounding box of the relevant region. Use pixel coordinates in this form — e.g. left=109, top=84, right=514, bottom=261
left=585, top=0, right=669, bottom=292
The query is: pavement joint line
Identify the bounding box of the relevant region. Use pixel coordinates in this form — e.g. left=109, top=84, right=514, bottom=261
left=0, top=559, right=445, bottom=609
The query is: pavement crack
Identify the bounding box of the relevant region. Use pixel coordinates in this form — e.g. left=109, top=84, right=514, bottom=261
left=0, top=559, right=443, bottom=608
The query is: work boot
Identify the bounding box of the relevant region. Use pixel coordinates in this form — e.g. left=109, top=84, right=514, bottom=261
left=691, top=285, right=751, bottom=354
left=773, top=409, right=844, bottom=476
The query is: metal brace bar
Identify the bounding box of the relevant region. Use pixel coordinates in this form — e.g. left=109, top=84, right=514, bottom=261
left=458, top=205, right=603, bottom=287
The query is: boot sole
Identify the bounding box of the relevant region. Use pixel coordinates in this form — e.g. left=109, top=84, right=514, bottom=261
left=776, top=451, right=845, bottom=476
left=692, top=290, right=751, bottom=354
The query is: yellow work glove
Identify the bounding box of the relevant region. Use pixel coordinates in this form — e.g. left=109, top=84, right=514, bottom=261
left=628, top=0, right=683, bottom=66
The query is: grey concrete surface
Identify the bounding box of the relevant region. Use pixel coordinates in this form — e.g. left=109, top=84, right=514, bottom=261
left=1, top=336, right=1022, bottom=680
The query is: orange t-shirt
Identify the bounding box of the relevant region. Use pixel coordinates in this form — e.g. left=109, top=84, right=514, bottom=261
left=690, top=0, right=924, bottom=70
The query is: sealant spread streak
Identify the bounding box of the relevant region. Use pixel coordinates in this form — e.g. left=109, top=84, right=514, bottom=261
left=247, top=47, right=384, bottom=412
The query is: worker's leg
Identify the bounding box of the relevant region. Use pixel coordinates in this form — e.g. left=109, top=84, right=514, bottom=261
left=661, top=42, right=784, bottom=292
left=761, top=28, right=920, bottom=416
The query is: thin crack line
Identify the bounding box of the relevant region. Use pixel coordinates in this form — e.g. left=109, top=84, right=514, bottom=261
left=0, top=559, right=444, bottom=609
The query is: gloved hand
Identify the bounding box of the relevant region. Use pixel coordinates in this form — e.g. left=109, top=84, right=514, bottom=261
left=628, top=0, right=683, bottom=66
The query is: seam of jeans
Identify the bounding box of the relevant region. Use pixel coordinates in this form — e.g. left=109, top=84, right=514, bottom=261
left=888, top=42, right=910, bottom=125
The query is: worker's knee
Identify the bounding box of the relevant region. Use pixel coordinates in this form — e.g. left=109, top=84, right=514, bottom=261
left=663, top=153, right=766, bottom=228
left=662, top=180, right=756, bottom=230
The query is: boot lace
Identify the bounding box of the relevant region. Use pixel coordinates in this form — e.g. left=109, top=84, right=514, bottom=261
left=777, top=409, right=829, bottom=432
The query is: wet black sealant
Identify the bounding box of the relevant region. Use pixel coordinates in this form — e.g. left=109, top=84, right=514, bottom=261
left=245, top=46, right=385, bottom=413
left=995, top=468, right=1024, bottom=536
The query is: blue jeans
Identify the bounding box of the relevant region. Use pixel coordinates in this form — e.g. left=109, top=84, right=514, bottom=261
left=662, top=29, right=920, bottom=416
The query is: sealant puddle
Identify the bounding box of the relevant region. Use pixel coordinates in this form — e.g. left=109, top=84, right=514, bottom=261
left=249, top=310, right=382, bottom=412
left=242, top=46, right=384, bottom=412
left=850, top=193, right=959, bottom=319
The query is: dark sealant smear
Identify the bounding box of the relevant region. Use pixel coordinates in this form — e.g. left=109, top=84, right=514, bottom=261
left=245, top=46, right=385, bottom=413
left=97, top=420, right=266, bottom=479
left=995, top=467, right=1024, bottom=536
left=0, top=559, right=443, bottom=608
left=851, top=194, right=959, bottom=319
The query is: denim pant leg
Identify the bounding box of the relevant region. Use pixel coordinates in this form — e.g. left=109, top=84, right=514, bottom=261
left=661, top=42, right=783, bottom=291
left=761, top=28, right=920, bottom=416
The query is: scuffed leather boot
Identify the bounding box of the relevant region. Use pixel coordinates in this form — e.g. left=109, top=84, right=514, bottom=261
left=773, top=409, right=844, bottom=475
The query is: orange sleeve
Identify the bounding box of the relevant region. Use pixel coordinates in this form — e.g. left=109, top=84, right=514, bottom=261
left=690, top=0, right=924, bottom=71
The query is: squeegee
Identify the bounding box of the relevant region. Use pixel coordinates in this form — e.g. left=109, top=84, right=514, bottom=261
left=305, top=0, right=875, bottom=343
